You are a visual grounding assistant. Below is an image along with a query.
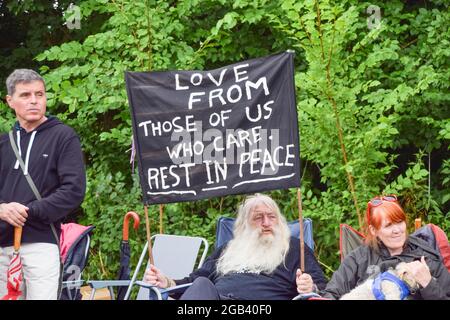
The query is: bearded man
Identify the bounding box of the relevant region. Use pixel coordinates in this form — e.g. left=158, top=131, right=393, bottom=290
left=144, top=194, right=327, bottom=300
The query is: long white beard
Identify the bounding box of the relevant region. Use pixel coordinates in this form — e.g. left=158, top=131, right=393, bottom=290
left=216, top=223, right=290, bottom=275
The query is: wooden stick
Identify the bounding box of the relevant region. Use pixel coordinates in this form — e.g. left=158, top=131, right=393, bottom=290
left=159, top=204, right=164, bottom=234
left=144, top=205, right=154, bottom=265
left=297, top=189, right=305, bottom=272
left=415, top=218, right=422, bottom=231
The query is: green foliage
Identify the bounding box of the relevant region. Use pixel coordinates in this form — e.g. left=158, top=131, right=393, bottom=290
left=1, top=0, right=448, bottom=280
left=79, top=167, right=144, bottom=279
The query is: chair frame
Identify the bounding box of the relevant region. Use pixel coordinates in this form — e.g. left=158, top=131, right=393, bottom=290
left=88, top=234, right=208, bottom=300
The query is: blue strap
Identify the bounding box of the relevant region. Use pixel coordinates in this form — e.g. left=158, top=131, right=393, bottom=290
left=372, top=271, right=410, bottom=300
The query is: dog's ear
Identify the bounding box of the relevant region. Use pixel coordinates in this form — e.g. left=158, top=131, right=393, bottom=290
left=398, top=269, right=408, bottom=280
left=395, top=263, right=410, bottom=281
left=396, top=263, right=419, bottom=290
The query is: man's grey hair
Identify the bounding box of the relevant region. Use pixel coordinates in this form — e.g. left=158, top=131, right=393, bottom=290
left=233, top=193, right=287, bottom=236
left=6, top=69, right=45, bottom=96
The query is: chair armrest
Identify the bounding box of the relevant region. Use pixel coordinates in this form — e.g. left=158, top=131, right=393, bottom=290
left=62, top=279, right=85, bottom=289
left=134, top=281, right=192, bottom=299
left=88, top=280, right=131, bottom=289
left=293, top=292, right=325, bottom=300
left=161, top=283, right=192, bottom=295
left=87, top=280, right=132, bottom=300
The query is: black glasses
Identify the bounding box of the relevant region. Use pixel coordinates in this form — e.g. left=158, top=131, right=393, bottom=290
left=366, top=195, right=398, bottom=224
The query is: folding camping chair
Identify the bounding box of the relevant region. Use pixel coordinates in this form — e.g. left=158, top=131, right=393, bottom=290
left=215, top=216, right=315, bottom=250
left=411, top=223, right=450, bottom=272
left=59, top=223, right=95, bottom=300
left=339, top=224, right=365, bottom=261
left=217, top=216, right=321, bottom=300
left=88, top=234, right=209, bottom=300
left=212, top=216, right=326, bottom=300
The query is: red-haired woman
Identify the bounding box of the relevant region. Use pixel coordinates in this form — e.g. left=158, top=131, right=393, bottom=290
left=321, top=195, right=450, bottom=300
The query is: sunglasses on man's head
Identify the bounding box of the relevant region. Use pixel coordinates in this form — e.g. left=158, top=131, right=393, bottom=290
left=366, top=195, right=398, bottom=224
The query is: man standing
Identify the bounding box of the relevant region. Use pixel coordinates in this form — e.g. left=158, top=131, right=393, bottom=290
left=145, top=193, right=327, bottom=299
left=0, top=69, right=86, bottom=299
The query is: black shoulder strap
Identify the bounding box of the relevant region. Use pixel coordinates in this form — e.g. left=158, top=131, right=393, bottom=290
left=8, top=131, right=60, bottom=246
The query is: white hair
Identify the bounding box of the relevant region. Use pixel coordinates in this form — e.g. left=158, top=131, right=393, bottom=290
left=216, top=194, right=291, bottom=275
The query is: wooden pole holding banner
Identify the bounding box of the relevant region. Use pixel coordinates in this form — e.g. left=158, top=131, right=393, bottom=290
left=144, top=205, right=154, bottom=265
left=297, top=188, right=305, bottom=272
left=144, top=0, right=155, bottom=263
left=159, top=204, right=164, bottom=234
left=286, top=48, right=305, bottom=272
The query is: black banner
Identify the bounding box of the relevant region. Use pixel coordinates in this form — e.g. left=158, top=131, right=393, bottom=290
left=126, top=51, right=300, bottom=205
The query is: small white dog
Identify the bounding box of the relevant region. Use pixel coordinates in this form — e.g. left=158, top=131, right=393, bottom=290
left=340, top=262, right=419, bottom=300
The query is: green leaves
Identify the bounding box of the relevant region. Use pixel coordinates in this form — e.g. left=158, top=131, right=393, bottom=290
left=3, top=0, right=447, bottom=279
left=212, top=12, right=239, bottom=36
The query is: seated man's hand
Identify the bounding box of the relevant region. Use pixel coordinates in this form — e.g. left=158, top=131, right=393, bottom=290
left=144, top=264, right=170, bottom=288
left=296, top=269, right=315, bottom=294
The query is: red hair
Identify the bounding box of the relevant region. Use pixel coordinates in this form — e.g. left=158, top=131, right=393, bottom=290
left=364, top=200, right=407, bottom=250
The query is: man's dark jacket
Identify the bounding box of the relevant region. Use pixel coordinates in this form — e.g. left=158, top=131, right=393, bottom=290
left=174, top=237, right=327, bottom=300
left=0, top=116, right=86, bottom=246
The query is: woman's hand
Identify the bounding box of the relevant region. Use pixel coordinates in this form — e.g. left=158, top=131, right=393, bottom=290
left=404, top=256, right=432, bottom=288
